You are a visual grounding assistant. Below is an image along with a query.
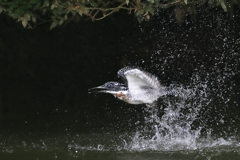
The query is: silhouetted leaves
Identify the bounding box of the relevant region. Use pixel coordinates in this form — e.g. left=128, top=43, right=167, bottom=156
left=0, top=0, right=239, bottom=29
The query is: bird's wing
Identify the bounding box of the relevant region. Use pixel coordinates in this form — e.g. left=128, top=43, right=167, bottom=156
left=117, top=67, right=132, bottom=85
left=119, top=68, right=161, bottom=94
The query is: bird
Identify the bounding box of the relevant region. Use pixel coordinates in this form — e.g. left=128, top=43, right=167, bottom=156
left=88, top=67, right=178, bottom=106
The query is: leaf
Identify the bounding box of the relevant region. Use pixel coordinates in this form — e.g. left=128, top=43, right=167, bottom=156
left=35, top=2, right=41, bottom=8
left=59, top=19, right=64, bottom=25
left=51, top=4, right=56, bottom=10
left=64, top=15, right=68, bottom=20
left=89, top=1, right=97, bottom=7
left=43, top=0, right=49, bottom=7
left=148, top=8, right=154, bottom=15
left=220, top=1, right=227, bottom=12
left=184, top=0, right=188, bottom=4
left=136, top=15, right=144, bottom=23
left=29, top=0, right=38, bottom=4
left=32, top=17, right=36, bottom=23
left=71, top=11, right=77, bottom=16
left=147, top=0, right=155, bottom=3
left=135, top=9, right=143, bottom=16
left=82, top=7, right=89, bottom=14
left=53, top=9, right=58, bottom=15
left=50, top=21, right=58, bottom=30
left=78, top=11, right=83, bottom=16
left=57, top=7, right=64, bottom=14
left=22, top=20, right=28, bottom=28
left=24, top=14, right=31, bottom=21
left=43, top=8, right=47, bottom=15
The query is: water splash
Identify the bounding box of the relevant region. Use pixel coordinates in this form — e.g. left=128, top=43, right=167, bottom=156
left=123, top=20, right=240, bottom=151
left=65, top=70, right=240, bottom=154
left=127, top=79, right=211, bottom=151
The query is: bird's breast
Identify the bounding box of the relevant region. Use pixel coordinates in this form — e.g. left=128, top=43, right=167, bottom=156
left=113, top=91, right=129, bottom=102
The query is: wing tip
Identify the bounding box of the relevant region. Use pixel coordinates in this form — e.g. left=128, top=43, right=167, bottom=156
left=118, top=66, right=142, bottom=75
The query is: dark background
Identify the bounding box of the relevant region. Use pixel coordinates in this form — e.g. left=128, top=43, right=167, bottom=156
left=0, top=6, right=240, bottom=136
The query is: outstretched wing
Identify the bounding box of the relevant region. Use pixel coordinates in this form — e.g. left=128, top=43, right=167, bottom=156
left=117, top=67, right=131, bottom=85
left=118, top=67, right=161, bottom=95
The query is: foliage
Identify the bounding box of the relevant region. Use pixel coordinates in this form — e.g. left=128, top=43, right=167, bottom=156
left=0, top=0, right=239, bottom=29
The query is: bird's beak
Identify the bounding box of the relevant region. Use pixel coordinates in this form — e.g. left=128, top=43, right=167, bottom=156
left=88, top=85, right=108, bottom=93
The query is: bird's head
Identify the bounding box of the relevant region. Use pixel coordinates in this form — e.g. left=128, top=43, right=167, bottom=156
left=88, top=81, right=128, bottom=94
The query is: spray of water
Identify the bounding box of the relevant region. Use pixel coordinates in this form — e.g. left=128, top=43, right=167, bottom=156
left=128, top=78, right=211, bottom=151
left=122, top=19, right=240, bottom=151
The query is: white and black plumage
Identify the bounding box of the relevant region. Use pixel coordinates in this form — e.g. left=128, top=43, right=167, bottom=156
left=88, top=67, right=176, bottom=105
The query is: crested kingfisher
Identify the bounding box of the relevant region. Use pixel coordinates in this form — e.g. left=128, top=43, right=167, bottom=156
left=88, top=67, right=177, bottom=106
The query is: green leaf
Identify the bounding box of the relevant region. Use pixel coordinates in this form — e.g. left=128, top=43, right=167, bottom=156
left=35, top=2, right=41, bottom=8
left=59, top=19, right=64, bottom=25
left=43, top=0, right=49, bottom=7
left=32, top=16, right=36, bottom=23
left=53, top=9, right=58, bottom=15
left=78, top=10, right=83, bottom=16
left=148, top=8, right=154, bottom=15
left=22, top=20, right=28, bottom=28
left=50, top=21, right=58, bottom=30
left=24, top=14, right=31, bottom=21
left=29, top=0, right=38, bottom=4
left=71, top=11, right=77, bottom=16
left=147, top=0, right=155, bottom=3
left=220, top=1, right=227, bottom=12
left=15, top=8, right=23, bottom=15
left=83, top=7, right=89, bottom=14
left=57, top=7, right=64, bottom=14
left=136, top=15, right=144, bottom=23
left=51, top=4, right=56, bottom=10
left=89, top=1, right=97, bottom=7
left=135, top=9, right=143, bottom=16
left=64, top=14, right=68, bottom=20
left=43, top=8, right=47, bottom=15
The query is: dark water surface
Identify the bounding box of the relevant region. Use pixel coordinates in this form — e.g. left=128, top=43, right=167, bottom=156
left=1, top=132, right=240, bottom=160
left=1, top=6, right=240, bottom=160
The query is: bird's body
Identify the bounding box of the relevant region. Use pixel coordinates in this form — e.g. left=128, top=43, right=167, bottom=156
left=89, top=67, right=175, bottom=105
